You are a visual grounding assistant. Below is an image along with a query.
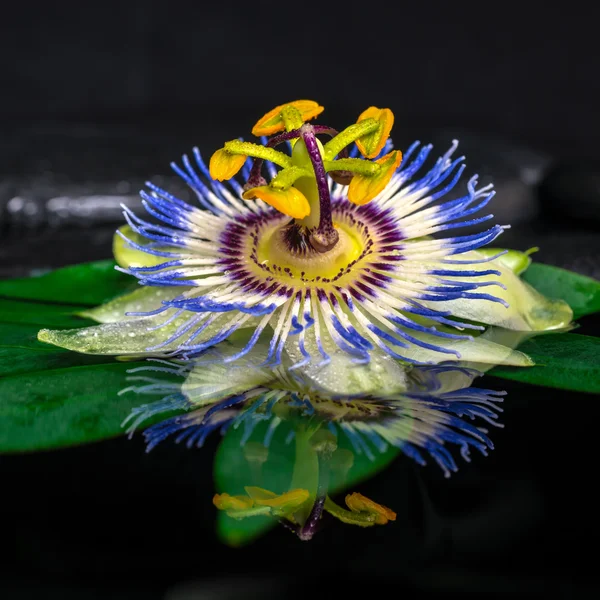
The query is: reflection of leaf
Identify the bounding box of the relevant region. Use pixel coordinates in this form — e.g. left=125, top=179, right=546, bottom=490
left=214, top=420, right=400, bottom=547
left=214, top=422, right=295, bottom=546
left=489, top=334, right=600, bottom=393
left=522, top=263, right=600, bottom=319
left=329, top=443, right=399, bottom=495
left=0, top=260, right=133, bottom=305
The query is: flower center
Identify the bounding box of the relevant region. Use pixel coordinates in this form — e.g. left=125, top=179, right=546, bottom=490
left=256, top=217, right=364, bottom=281
left=209, top=100, right=402, bottom=255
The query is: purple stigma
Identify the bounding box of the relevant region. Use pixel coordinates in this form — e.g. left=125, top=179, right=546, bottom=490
left=300, top=124, right=339, bottom=252
left=244, top=130, right=304, bottom=190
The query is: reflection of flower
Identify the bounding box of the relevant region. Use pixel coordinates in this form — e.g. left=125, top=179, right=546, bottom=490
left=121, top=352, right=505, bottom=478
left=120, top=353, right=505, bottom=539
left=214, top=487, right=396, bottom=540
left=38, top=101, right=572, bottom=366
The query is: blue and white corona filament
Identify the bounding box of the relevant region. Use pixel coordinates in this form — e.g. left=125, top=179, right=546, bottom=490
left=38, top=100, right=572, bottom=363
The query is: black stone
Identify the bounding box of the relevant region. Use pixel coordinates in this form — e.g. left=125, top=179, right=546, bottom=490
left=538, top=161, right=600, bottom=228
left=389, top=129, right=551, bottom=230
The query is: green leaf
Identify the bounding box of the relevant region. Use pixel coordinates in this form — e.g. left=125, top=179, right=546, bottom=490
left=0, top=298, right=93, bottom=328
left=522, top=263, right=600, bottom=319
left=0, top=272, right=125, bottom=380
left=0, top=360, right=170, bottom=453
left=0, top=310, right=178, bottom=451
left=0, top=323, right=114, bottom=378
left=488, top=333, right=600, bottom=393
left=1, top=322, right=64, bottom=351
left=0, top=260, right=134, bottom=306
left=214, top=421, right=399, bottom=546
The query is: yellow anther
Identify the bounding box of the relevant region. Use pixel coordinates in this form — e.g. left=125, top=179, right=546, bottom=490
left=355, top=107, right=395, bottom=159
left=213, top=493, right=255, bottom=511
left=209, top=148, right=247, bottom=181
left=347, top=150, right=402, bottom=205
left=242, top=185, right=311, bottom=219
left=345, top=492, right=397, bottom=525
left=252, top=100, right=324, bottom=136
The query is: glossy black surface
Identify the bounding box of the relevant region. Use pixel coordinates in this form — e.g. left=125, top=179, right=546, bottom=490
left=2, top=2, right=599, bottom=597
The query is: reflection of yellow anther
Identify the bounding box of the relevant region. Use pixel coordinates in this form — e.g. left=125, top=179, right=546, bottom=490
left=347, top=150, right=402, bottom=205
left=242, top=185, right=311, bottom=219
left=245, top=487, right=310, bottom=510
left=252, top=100, right=324, bottom=136
left=345, top=492, right=397, bottom=525
left=209, top=149, right=247, bottom=181
left=243, top=486, right=276, bottom=502
left=355, top=107, right=395, bottom=159
left=213, top=493, right=255, bottom=511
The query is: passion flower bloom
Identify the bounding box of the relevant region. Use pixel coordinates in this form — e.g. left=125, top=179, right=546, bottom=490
left=38, top=100, right=572, bottom=366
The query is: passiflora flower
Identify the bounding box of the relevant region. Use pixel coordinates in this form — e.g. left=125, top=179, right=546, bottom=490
left=38, top=101, right=572, bottom=369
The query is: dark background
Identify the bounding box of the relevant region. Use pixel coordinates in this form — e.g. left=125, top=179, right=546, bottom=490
left=1, top=1, right=600, bottom=598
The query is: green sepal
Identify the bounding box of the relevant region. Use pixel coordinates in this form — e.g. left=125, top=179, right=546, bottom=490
left=113, top=224, right=176, bottom=269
